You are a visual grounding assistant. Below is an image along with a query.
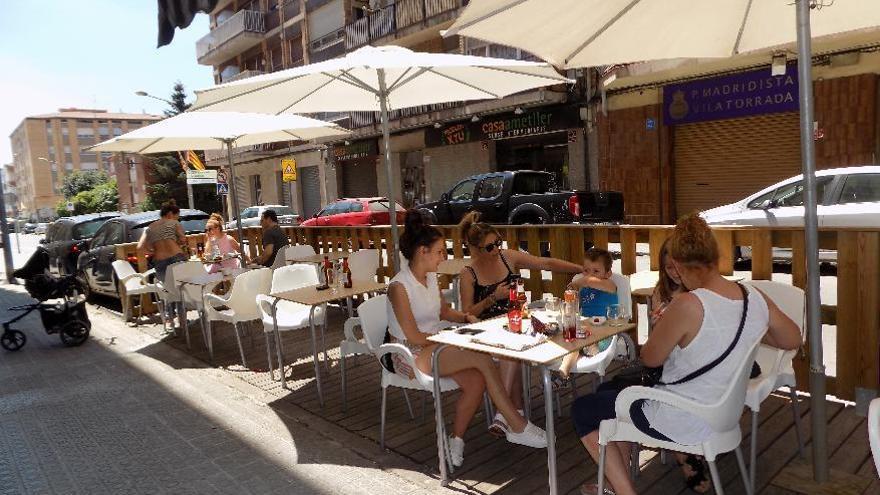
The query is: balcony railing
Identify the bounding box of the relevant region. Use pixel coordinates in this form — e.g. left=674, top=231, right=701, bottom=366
left=224, top=69, right=265, bottom=82
left=345, top=0, right=465, bottom=50
left=196, top=10, right=266, bottom=64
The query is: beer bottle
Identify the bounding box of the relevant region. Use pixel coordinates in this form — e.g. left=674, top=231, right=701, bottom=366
left=342, top=257, right=353, bottom=289
left=507, top=285, right=522, bottom=333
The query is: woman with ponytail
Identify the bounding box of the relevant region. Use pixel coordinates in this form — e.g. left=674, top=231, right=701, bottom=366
left=571, top=214, right=800, bottom=495
left=387, top=210, right=548, bottom=468
left=457, top=211, right=582, bottom=435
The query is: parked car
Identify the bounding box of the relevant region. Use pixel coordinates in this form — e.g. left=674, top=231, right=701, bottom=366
left=226, top=205, right=301, bottom=230
left=35, top=222, right=50, bottom=235
left=301, top=198, right=406, bottom=227
left=702, top=165, right=880, bottom=261
left=417, top=170, right=624, bottom=225
left=23, top=222, right=37, bottom=234
left=76, top=209, right=209, bottom=298
left=42, top=212, right=120, bottom=277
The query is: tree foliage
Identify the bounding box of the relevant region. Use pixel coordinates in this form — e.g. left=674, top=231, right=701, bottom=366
left=56, top=178, right=119, bottom=216
left=164, top=80, right=191, bottom=117
left=61, top=171, right=110, bottom=200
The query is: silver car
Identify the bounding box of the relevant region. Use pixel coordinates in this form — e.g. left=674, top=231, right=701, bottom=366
left=226, top=205, right=301, bottom=230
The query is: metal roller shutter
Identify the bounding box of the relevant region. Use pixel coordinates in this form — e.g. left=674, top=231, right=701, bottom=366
left=340, top=159, right=378, bottom=198
left=300, top=165, right=322, bottom=217
left=673, top=112, right=802, bottom=218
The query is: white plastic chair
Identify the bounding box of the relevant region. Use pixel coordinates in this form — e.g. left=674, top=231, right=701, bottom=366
left=375, top=294, right=460, bottom=450
left=269, top=245, right=291, bottom=270
left=284, top=244, right=317, bottom=262
left=204, top=268, right=272, bottom=368
left=348, top=249, right=380, bottom=283
left=597, top=338, right=762, bottom=495
left=869, top=397, right=880, bottom=478
left=156, top=260, right=204, bottom=347
left=743, top=280, right=806, bottom=493
left=256, top=264, right=327, bottom=386
left=550, top=272, right=636, bottom=394
left=111, top=260, right=160, bottom=326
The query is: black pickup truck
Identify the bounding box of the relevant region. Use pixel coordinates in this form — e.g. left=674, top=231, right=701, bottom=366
left=417, top=171, right=623, bottom=225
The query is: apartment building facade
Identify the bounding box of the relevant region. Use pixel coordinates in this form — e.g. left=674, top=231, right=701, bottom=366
left=196, top=0, right=594, bottom=219
left=9, top=109, right=161, bottom=220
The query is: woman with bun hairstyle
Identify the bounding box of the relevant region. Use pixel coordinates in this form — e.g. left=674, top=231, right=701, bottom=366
left=204, top=213, right=244, bottom=272
left=457, top=211, right=583, bottom=435
left=138, top=200, right=187, bottom=327
left=387, top=210, right=548, bottom=468
left=570, top=214, right=801, bottom=495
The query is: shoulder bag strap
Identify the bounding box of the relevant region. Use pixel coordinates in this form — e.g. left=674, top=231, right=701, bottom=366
left=660, top=282, right=750, bottom=386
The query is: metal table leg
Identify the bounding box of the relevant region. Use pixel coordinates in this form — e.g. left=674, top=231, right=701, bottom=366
left=308, top=304, right=324, bottom=407
left=178, top=282, right=191, bottom=349
left=521, top=363, right=531, bottom=420
left=542, top=366, right=558, bottom=495
left=432, top=344, right=450, bottom=486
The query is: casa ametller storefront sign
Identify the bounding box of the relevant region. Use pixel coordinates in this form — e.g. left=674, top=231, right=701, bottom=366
left=663, top=63, right=799, bottom=125
left=426, top=105, right=579, bottom=147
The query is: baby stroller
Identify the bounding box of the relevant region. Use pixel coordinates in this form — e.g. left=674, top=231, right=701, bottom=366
left=1, top=247, right=91, bottom=351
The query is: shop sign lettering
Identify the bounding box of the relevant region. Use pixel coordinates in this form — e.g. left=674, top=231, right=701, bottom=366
left=664, top=63, right=799, bottom=125
left=334, top=140, right=378, bottom=161
left=426, top=106, right=579, bottom=147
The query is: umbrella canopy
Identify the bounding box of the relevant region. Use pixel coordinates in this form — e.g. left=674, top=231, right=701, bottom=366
left=446, top=0, right=880, bottom=69
left=191, top=45, right=573, bottom=113
left=88, top=111, right=349, bottom=153
left=191, top=45, right=573, bottom=271
left=446, top=0, right=880, bottom=489
left=89, top=111, right=349, bottom=247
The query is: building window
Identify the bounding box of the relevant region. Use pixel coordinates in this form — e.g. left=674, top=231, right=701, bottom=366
left=65, top=163, right=74, bottom=171
left=250, top=174, right=262, bottom=205
left=80, top=162, right=99, bottom=170
left=113, top=127, right=123, bottom=136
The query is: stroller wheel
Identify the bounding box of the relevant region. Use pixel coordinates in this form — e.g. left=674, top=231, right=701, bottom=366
left=1, top=330, right=26, bottom=351
left=59, top=321, right=89, bottom=347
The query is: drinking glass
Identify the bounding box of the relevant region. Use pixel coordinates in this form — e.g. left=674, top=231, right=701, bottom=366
left=606, top=304, right=626, bottom=326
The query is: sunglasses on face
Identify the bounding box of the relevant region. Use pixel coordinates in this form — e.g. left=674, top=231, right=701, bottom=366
left=480, top=239, right=503, bottom=253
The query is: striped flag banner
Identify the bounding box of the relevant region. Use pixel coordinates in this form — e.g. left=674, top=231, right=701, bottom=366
left=186, top=150, right=206, bottom=171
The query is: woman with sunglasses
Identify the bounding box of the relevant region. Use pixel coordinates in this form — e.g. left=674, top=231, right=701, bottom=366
left=204, top=213, right=244, bottom=273
left=458, top=211, right=583, bottom=435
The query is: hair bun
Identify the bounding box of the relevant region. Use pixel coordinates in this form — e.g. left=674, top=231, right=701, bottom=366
left=404, top=209, right=425, bottom=232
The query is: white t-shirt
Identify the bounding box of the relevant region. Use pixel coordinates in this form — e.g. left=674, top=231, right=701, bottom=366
left=387, top=262, right=442, bottom=341
left=642, top=284, right=769, bottom=445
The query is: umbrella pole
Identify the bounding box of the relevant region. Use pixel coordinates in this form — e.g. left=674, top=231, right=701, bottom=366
left=224, top=139, right=247, bottom=256
left=795, top=0, right=827, bottom=482
left=377, top=69, right=401, bottom=273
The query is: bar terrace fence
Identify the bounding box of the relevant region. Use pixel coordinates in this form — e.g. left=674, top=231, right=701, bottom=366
left=115, top=224, right=879, bottom=403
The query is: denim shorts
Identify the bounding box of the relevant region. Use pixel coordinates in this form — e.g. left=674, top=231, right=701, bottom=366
left=571, top=381, right=671, bottom=441
left=155, top=253, right=187, bottom=286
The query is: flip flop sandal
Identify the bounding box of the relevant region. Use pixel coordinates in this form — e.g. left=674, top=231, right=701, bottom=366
left=579, top=483, right=616, bottom=495
left=679, top=454, right=712, bottom=494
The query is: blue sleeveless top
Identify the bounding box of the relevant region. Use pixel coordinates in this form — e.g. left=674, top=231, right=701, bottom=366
left=579, top=287, right=618, bottom=317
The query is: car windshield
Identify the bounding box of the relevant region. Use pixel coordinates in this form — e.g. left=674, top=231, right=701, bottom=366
left=72, top=219, right=108, bottom=240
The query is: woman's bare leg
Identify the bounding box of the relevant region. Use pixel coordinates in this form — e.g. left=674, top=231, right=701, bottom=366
left=449, top=369, right=486, bottom=438
left=499, top=359, right=523, bottom=410
left=416, top=344, right=529, bottom=433
left=581, top=432, right=637, bottom=495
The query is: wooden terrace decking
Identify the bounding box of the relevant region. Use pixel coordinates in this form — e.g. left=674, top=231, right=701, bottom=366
left=137, top=305, right=878, bottom=495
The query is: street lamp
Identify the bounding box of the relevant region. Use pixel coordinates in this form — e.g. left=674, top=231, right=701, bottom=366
left=134, top=90, right=174, bottom=106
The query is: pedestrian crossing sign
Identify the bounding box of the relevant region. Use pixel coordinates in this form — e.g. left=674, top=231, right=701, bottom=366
left=282, top=158, right=297, bottom=182
left=216, top=183, right=229, bottom=195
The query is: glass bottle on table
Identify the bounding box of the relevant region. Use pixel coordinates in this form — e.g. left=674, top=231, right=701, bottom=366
left=563, top=289, right=578, bottom=342
left=516, top=278, right=529, bottom=319
left=507, top=285, right=522, bottom=333
left=342, top=257, right=353, bottom=289
left=320, top=255, right=331, bottom=289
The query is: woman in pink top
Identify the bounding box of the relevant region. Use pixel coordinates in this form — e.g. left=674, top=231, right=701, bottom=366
left=204, top=214, right=243, bottom=273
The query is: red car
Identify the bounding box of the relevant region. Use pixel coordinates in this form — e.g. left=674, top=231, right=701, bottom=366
left=302, top=198, right=406, bottom=227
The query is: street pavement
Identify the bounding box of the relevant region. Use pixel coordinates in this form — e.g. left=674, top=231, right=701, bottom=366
left=0, top=282, right=451, bottom=495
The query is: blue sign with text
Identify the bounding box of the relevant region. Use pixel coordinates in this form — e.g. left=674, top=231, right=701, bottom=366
left=663, top=63, right=799, bottom=125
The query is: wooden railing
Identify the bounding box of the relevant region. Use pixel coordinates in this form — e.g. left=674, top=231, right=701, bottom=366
left=115, top=224, right=879, bottom=402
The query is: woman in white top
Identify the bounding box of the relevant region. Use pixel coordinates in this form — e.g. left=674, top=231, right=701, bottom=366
left=388, top=211, right=548, bottom=468
left=571, top=214, right=801, bottom=495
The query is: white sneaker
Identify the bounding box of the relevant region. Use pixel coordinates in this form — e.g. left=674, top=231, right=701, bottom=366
left=488, top=409, right=524, bottom=437
left=448, top=436, right=465, bottom=467
left=506, top=421, right=547, bottom=448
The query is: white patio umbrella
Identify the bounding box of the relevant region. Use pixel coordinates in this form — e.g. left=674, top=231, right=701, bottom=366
left=88, top=111, right=349, bottom=247
left=447, top=0, right=880, bottom=484
left=190, top=44, right=573, bottom=271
